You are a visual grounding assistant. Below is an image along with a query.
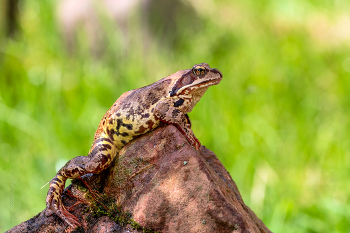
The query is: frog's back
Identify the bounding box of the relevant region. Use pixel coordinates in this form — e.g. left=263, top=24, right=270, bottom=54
left=93, top=77, right=173, bottom=147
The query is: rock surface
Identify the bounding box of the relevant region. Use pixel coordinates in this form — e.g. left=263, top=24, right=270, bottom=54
left=7, top=125, right=272, bottom=233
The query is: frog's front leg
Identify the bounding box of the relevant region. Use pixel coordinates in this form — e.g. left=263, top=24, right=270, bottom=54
left=46, top=135, right=117, bottom=228
left=154, top=99, right=200, bottom=150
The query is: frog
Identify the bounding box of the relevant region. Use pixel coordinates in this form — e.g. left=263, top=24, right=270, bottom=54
left=45, top=63, right=223, bottom=228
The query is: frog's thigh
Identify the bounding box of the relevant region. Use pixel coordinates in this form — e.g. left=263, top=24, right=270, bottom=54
left=85, top=137, right=117, bottom=174
left=85, top=152, right=115, bottom=174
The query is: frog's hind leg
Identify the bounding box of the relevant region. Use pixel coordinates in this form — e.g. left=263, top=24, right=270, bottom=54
left=46, top=135, right=117, bottom=228
left=46, top=173, right=81, bottom=227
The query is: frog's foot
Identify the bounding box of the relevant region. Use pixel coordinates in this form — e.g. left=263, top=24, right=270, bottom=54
left=56, top=201, right=81, bottom=228
left=46, top=187, right=81, bottom=228
left=192, top=136, right=201, bottom=151
left=46, top=175, right=81, bottom=228
left=65, top=189, right=90, bottom=212
left=179, top=127, right=201, bottom=150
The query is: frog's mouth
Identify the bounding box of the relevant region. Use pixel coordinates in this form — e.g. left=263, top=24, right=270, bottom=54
left=197, top=78, right=222, bottom=87
left=178, top=77, right=222, bottom=95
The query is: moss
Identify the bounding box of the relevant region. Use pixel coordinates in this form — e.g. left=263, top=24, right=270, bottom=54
left=82, top=206, right=90, bottom=214
left=85, top=213, right=91, bottom=223
left=128, top=156, right=144, bottom=167
left=143, top=228, right=161, bottom=233
left=71, top=179, right=88, bottom=192
left=86, top=190, right=158, bottom=232
left=71, top=226, right=85, bottom=233
left=129, top=219, right=141, bottom=229
left=112, top=156, right=135, bottom=186
left=176, top=142, right=185, bottom=150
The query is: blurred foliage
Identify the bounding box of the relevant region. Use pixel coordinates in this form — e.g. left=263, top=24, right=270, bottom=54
left=1, top=0, right=350, bottom=232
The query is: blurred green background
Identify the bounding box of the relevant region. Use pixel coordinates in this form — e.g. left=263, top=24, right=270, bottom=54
left=1, top=0, right=350, bottom=232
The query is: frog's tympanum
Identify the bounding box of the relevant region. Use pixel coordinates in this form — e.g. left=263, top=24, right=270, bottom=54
left=46, top=63, right=223, bottom=228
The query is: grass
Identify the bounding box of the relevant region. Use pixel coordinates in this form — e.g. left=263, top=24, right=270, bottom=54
left=1, top=0, right=350, bottom=232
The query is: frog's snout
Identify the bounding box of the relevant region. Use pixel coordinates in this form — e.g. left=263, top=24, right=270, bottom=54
left=212, top=68, right=223, bottom=79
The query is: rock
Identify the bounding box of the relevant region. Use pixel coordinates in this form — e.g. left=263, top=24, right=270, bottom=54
left=6, top=125, right=271, bottom=233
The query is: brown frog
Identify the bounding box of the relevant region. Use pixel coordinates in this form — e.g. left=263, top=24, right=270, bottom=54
left=45, top=63, right=223, bottom=228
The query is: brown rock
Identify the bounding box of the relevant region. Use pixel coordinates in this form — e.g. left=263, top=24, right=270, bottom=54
left=7, top=125, right=271, bottom=233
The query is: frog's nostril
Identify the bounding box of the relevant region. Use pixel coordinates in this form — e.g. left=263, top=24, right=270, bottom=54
left=212, top=69, right=223, bottom=78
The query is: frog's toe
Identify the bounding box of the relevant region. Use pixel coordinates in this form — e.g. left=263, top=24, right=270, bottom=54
left=54, top=200, right=81, bottom=228
left=60, top=208, right=81, bottom=228
left=190, top=136, right=201, bottom=151
left=46, top=188, right=81, bottom=228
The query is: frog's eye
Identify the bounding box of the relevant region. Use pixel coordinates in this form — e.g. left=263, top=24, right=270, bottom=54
left=192, top=65, right=207, bottom=77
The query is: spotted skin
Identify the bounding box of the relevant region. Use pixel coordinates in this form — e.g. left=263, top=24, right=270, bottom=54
left=45, top=63, right=223, bottom=228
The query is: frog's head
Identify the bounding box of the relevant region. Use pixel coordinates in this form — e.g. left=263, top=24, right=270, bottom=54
left=169, top=63, right=222, bottom=112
